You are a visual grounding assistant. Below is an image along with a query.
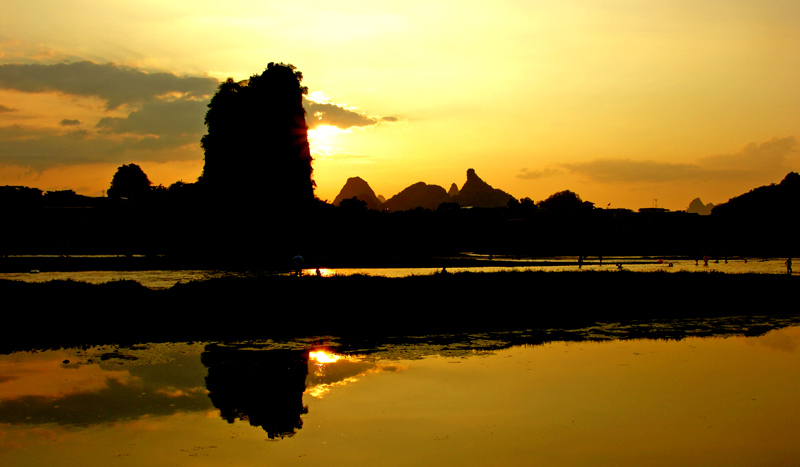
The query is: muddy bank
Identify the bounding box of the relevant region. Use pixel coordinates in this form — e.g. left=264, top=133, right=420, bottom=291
left=2, top=270, right=798, bottom=352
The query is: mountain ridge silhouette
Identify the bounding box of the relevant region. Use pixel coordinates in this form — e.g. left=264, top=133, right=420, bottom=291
left=331, top=168, right=515, bottom=211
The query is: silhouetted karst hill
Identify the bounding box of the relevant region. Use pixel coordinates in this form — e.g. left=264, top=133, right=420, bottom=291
left=332, top=177, right=383, bottom=210
left=448, top=183, right=459, bottom=197
left=687, top=198, right=714, bottom=215
left=453, top=168, right=515, bottom=208
left=201, top=62, right=314, bottom=208
left=712, top=172, right=800, bottom=218
left=382, top=182, right=450, bottom=212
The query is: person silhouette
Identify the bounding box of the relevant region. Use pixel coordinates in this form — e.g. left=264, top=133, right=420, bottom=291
left=786, top=258, right=792, bottom=275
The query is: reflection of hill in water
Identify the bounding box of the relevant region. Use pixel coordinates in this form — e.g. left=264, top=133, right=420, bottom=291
left=201, top=344, right=309, bottom=439
left=193, top=317, right=800, bottom=440
left=3, top=320, right=798, bottom=439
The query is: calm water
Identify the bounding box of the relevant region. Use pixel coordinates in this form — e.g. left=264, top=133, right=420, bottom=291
left=0, top=256, right=792, bottom=289
left=2, top=326, right=800, bottom=466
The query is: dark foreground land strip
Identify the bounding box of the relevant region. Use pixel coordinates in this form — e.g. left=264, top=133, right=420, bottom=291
left=2, top=270, right=798, bottom=353
left=0, top=254, right=667, bottom=273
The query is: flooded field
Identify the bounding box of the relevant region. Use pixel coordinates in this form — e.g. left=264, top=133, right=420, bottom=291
left=0, top=256, right=792, bottom=289
left=2, top=325, right=800, bottom=466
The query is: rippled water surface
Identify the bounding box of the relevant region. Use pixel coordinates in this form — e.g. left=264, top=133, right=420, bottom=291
left=2, top=326, right=800, bottom=466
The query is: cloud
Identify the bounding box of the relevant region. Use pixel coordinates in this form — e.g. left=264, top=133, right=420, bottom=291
left=0, top=61, right=219, bottom=110
left=531, top=137, right=798, bottom=184
left=96, top=99, right=207, bottom=136
left=698, top=136, right=797, bottom=171
left=561, top=159, right=705, bottom=183
left=304, top=98, right=400, bottom=130
left=0, top=124, right=199, bottom=171
left=0, top=104, right=17, bottom=112
left=304, top=100, right=377, bottom=129
left=0, top=61, right=217, bottom=170
left=516, top=167, right=562, bottom=180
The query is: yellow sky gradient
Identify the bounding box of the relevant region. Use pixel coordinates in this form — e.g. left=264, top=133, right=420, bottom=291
left=1, top=0, right=799, bottom=210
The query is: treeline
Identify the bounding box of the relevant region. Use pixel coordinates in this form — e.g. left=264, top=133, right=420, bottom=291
left=0, top=176, right=794, bottom=263
left=3, top=174, right=800, bottom=265
left=2, top=169, right=800, bottom=263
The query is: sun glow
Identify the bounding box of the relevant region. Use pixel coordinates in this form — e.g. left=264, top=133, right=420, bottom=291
left=307, top=124, right=348, bottom=157
left=309, top=349, right=343, bottom=364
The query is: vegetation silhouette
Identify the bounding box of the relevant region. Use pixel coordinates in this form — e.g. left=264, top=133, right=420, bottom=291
left=2, top=171, right=799, bottom=265
left=2, top=270, right=799, bottom=353
left=709, top=172, right=800, bottom=257
left=107, top=163, right=152, bottom=201
left=194, top=62, right=318, bottom=265
left=201, top=62, right=314, bottom=206
left=535, top=190, right=594, bottom=212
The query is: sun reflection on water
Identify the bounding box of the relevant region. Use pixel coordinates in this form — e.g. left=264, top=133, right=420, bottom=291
left=309, top=350, right=344, bottom=364
left=305, top=349, right=403, bottom=399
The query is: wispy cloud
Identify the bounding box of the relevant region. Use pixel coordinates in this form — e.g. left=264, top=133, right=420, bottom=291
left=561, top=159, right=706, bottom=183
left=516, top=167, right=562, bottom=180
left=0, top=61, right=218, bottom=109
left=519, top=136, right=798, bottom=184
left=0, top=61, right=215, bottom=170
left=304, top=97, right=399, bottom=130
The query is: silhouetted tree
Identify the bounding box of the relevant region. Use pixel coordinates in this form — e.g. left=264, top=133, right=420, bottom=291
left=201, top=62, right=314, bottom=207
left=339, top=196, right=368, bottom=212
left=107, top=163, right=151, bottom=201
left=536, top=190, right=594, bottom=212
left=437, top=201, right=460, bottom=213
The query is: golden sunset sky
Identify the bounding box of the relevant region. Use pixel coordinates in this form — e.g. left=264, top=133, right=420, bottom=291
left=1, top=0, right=798, bottom=210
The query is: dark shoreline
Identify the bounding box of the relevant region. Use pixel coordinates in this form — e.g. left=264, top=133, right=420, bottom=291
left=2, top=269, right=798, bottom=353
left=0, top=253, right=733, bottom=273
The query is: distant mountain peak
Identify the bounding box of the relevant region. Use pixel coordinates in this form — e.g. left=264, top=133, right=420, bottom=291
left=687, top=198, right=714, bottom=215
left=332, top=177, right=383, bottom=210
left=332, top=168, right=516, bottom=212
left=382, top=182, right=449, bottom=212
left=448, top=183, right=459, bottom=197
left=455, top=169, right=514, bottom=208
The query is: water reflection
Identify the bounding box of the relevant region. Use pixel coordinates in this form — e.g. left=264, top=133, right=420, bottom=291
left=201, top=344, right=309, bottom=439
left=306, top=349, right=405, bottom=398
left=0, top=344, right=211, bottom=427
left=199, top=345, right=405, bottom=438
left=3, top=326, right=800, bottom=466
left=1, top=257, right=792, bottom=288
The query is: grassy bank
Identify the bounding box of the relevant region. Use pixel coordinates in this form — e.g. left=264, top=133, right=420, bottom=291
left=2, top=270, right=798, bottom=352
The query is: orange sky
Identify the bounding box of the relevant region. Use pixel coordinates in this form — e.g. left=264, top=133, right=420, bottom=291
left=2, top=0, right=799, bottom=210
